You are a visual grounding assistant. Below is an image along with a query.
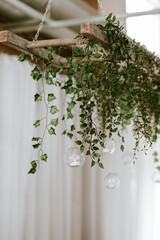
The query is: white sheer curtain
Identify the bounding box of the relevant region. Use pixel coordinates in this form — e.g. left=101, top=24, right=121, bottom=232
left=0, top=54, right=105, bottom=240
left=101, top=128, right=156, bottom=240
left=0, top=53, right=158, bottom=240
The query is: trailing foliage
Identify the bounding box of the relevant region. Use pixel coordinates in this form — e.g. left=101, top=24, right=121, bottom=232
left=19, top=14, right=160, bottom=173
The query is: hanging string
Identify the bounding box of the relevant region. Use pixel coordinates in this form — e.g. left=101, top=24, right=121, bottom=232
left=97, top=0, right=107, bottom=16
left=34, top=0, right=53, bottom=41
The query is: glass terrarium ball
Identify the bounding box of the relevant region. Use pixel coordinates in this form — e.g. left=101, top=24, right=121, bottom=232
left=104, top=172, right=120, bottom=189
left=65, top=147, right=85, bottom=167
left=152, top=171, right=160, bottom=183
left=122, top=152, right=135, bottom=166
left=102, top=138, right=116, bottom=154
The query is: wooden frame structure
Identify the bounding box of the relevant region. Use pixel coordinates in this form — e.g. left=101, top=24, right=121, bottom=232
left=0, top=21, right=159, bottom=79
left=0, top=22, right=107, bottom=68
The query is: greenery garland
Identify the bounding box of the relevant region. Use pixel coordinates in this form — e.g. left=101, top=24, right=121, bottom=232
left=19, top=14, right=160, bottom=173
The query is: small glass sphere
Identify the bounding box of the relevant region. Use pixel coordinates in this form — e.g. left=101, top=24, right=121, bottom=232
left=102, top=138, right=116, bottom=154
left=65, top=147, right=85, bottom=167
left=152, top=171, right=160, bottom=183
left=122, top=152, right=135, bottom=166
left=104, top=172, right=120, bottom=189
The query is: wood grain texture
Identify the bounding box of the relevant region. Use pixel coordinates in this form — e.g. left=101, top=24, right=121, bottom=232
left=0, top=30, right=65, bottom=68
left=0, top=31, right=103, bottom=67
left=26, top=37, right=85, bottom=48
left=82, top=0, right=98, bottom=9
left=81, top=22, right=108, bottom=46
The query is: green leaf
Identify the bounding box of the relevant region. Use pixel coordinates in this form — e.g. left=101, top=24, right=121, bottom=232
left=100, top=133, right=106, bottom=139
left=86, top=150, right=90, bottom=155
left=80, top=145, right=84, bottom=153
left=109, top=132, right=112, bottom=138
left=19, top=53, right=27, bottom=62
left=71, top=125, right=75, bottom=131
left=92, top=139, right=98, bottom=144
left=154, top=158, right=159, bottom=163
left=34, top=93, right=42, bottom=102
left=28, top=168, right=37, bottom=174
left=48, top=93, right=56, bottom=102
left=32, top=137, right=40, bottom=141
left=91, top=160, right=95, bottom=167
left=98, top=162, right=104, bottom=169
left=75, top=140, right=82, bottom=145
left=156, top=166, right=160, bottom=171
left=46, top=77, right=53, bottom=85
left=106, top=13, right=112, bottom=20
left=120, top=144, right=124, bottom=152
left=77, top=131, right=83, bottom=135
left=67, top=132, right=73, bottom=139
left=32, top=143, right=41, bottom=149
left=113, top=15, right=116, bottom=21
left=100, top=142, right=105, bottom=148
left=58, top=46, right=67, bottom=53
left=67, top=102, right=75, bottom=110
left=33, top=120, right=40, bottom=128
left=31, top=66, right=42, bottom=81
left=94, top=153, right=101, bottom=158
left=31, top=160, right=37, bottom=169
left=50, top=106, right=59, bottom=115
left=50, top=118, right=59, bottom=126
left=112, top=128, right=118, bottom=133
left=47, top=47, right=56, bottom=53
left=48, top=127, right=56, bottom=135
left=48, top=53, right=53, bottom=61
left=67, top=112, right=74, bottom=119
left=93, top=53, right=101, bottom=58
left=49, top=70, right=57, bottom=79
left=74, top=32, right=82, bottom=39
left=93, top=146, right=99, bottom=151
left=153, top=151, right=158, bottom=157
left=62, top=130, right=67, bottom=135
left=41, top=154, right=48, bottom=161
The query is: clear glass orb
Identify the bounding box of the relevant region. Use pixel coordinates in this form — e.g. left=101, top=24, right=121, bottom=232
left=104, top=172, right=120, bottom=189
left=152, top=171, right=160, bottom=183
left=65, top=147, right=85, bottom=167
left=122, top=152, right=135, bottom=166
left=102, top=138, right=116, bottom=154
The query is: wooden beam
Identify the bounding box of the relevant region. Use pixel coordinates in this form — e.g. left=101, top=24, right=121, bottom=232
left=0, top=30, right=104, bottom=67
left=81, top=22, right=108, bottom=46
left=0, top=31, right=66, bottom=68
left=82, top=0, right=98, bottom=9
left=26, top=37, right=85, bottom=49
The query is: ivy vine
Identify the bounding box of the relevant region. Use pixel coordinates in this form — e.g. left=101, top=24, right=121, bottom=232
left=19, top=14, right=160, bottom=173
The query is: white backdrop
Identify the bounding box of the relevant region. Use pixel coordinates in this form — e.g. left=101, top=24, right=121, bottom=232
left=0, top=54, right=159, bottom=240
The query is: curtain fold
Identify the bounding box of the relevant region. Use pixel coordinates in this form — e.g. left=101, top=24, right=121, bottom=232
left=0, top=54, right=104, bottom=240
left=0, top=54, right=158, bottom=240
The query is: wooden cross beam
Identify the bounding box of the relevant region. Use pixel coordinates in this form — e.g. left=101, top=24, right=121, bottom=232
left=0, top=23, right=159, bottom=80
left=0, top=23, right=107, bottom=68
left=81, top=22, right=108, bottom=46
left=0, top=23, right=107, bottom=67
left=26, top=37, right=85, bottom=49
left=24, top=23, right=108, bottom=49
left=0, top=30, right=67, bottom=68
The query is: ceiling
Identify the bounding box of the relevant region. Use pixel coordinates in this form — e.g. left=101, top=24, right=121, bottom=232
left=147, top=0, right=160, bottom=7
left=0, top=0, right=99, bottom=39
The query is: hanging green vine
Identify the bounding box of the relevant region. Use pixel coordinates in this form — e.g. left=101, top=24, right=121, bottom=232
left=19, top=14, right=160, bottom=173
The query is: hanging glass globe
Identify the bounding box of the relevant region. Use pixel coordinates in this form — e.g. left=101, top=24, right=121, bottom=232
left=122, top=152, right=135, bottom=166
left=104, top=172, right=120, bottom=189
left=65, top=147, right=85, bottom=167
left=102, top=138, right=116, bottom=154
left=152, top=171, right=160, bottom=183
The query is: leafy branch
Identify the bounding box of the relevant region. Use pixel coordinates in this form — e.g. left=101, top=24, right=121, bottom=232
left=19, top=13, right=160, bottom=173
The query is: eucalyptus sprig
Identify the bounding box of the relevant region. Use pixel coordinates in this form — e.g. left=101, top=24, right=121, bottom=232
left=19, top=13, right=160, bottom=173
